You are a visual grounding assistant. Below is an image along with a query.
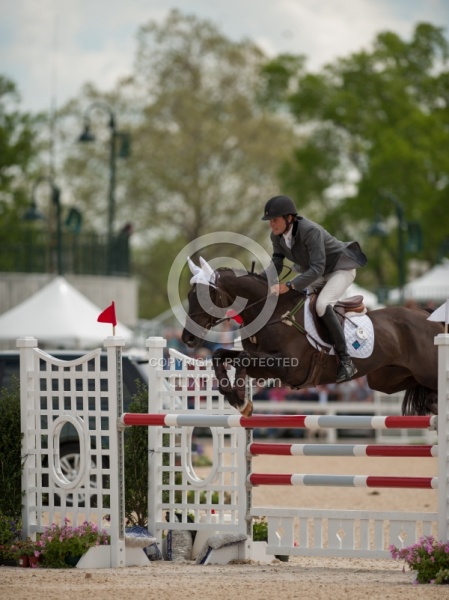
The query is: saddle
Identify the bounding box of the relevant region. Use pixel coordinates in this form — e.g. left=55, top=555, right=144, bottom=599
left=308, top=293, right=366, bottom=345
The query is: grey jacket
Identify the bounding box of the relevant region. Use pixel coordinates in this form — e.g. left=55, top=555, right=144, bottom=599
left=270, top=217, right=367, bottom=291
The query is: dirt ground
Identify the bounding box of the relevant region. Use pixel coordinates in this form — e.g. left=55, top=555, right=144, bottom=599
left=1, top=438, right=446, bottom=599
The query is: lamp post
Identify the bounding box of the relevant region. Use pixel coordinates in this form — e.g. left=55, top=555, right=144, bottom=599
left=78, top=102, right=130, bottom=275
left=24, top=176, right=62, bottom=275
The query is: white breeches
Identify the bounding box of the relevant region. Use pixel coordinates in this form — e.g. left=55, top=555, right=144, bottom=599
left=308, top=269, right=356, bottom=317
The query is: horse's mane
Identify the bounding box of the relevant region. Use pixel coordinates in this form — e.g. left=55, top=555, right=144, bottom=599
left=215, top=266, right=268, bottom=282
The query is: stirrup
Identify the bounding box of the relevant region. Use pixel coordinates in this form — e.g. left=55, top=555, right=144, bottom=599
left=336, top=360, right=357, bottom=383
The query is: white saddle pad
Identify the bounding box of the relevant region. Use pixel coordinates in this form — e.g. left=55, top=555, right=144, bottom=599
left=304, top=297, right=374, bottom=359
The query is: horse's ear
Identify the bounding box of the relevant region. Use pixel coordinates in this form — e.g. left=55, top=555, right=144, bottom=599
left=187, top=257, right=201, bottom=276
left=199, top=257, right=216, bottom=283
left=187, top=256, right=217, bottom=287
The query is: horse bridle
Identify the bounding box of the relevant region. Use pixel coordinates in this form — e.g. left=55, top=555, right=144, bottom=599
left=188, top=280, right=268, bottom=330
left=187, top=283, right=226, bottom=331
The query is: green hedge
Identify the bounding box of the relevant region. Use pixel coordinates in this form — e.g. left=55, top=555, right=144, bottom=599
left=0, top=379, right=24, bottom=520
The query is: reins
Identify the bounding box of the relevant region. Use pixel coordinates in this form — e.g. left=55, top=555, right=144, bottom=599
left=187, top=277, right=272, bottom=331
left=211, top=291, right=268, bottom=328
left=188, top=269, right=323, bottom=348
left=268, top=294, right=331, bottom=352
left=276, top=296, right=307, bottom=334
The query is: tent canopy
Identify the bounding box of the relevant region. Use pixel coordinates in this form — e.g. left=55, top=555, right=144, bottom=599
left=389, top=260, right=449, bottom=303
left=0, top=276, right=133, bottom=348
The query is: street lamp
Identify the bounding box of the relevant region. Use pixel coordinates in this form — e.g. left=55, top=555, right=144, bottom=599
left=78, top=102, right=130, bottom=275
left=24, top=176, right=63, bottom=275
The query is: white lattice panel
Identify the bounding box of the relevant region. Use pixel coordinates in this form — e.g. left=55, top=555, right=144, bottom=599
left=19, top=336, right=125, bottom=566
left=146, top=338, right=249, bottom=546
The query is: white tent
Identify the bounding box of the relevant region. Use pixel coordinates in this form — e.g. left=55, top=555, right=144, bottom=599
left=389, top=259, right=449, bottom=303
left=0, top=276, right=133, bottom=348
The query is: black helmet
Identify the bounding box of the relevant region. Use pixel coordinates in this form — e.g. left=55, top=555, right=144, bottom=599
left=261, top=195, right=298, bottom=220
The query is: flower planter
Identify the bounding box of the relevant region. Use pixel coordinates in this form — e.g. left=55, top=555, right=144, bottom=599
left=17, top=555, right=29, bottom=568
left=28, top=555, right=41, bottom=568
left=65, top=555, right=82, bottom=567
left=0, top=558, right=16, bottom=566
left=275, top=554, right=289, bottom=562
left=37, top=519, right=110, bottom=568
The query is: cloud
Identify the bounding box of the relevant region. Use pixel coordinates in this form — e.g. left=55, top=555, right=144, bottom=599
left=0, top=0, right=447, bottom=112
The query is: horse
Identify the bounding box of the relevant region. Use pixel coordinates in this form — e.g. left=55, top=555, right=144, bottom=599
left=181, top=261, right=444, bottom=417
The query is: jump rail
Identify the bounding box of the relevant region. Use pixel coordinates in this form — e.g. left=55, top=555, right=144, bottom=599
left=248, top=442, right=438, bottom=457
left=121, top=412, right=437, bottom=430
left=248, top=473, right=438, bottom=489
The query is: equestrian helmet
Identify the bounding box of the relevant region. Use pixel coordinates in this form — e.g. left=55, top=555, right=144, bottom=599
left=261, top=195, right=298, bottom=220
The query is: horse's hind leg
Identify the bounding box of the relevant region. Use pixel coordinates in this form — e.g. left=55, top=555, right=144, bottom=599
left=367, top=366, right=437, bottom=415
left=367, top=366, right=416, bottom=395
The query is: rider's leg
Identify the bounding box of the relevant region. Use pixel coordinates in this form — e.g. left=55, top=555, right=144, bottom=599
left=321, top=305, right=358, bottom=382
left=316, top=270, right=358, bottom=383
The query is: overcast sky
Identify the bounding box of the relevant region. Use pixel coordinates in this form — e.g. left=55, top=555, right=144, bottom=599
left=1, top=0, right=448, bottom=113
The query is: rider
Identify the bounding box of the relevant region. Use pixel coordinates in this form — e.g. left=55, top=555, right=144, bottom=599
left=262, top=194, right=368, bottom=383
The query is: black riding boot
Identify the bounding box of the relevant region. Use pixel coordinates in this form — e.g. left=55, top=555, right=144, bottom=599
left=321, top=305, right=358, bottom=383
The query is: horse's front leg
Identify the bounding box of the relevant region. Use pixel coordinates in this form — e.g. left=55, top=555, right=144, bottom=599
left=225, top=349, right=291, bottom=416
left=212, top=349, right=253, bottom=417
left=212, top=349, right=240, bottom=396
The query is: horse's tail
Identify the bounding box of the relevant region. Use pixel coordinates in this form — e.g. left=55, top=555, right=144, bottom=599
left=402, top=385, right=438, bottom=416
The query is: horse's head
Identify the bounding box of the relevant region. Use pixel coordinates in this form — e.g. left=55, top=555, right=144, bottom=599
left=181, top=257, right=226, bottom=348
left=181, top=257, right=274, bottom=348
left=181, top=282, right=221, bottom=348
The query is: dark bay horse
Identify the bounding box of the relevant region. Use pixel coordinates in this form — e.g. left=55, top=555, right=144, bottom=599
left=181, top=265, right=444, bottom=417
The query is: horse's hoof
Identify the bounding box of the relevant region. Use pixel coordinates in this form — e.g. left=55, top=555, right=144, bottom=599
left=239, top=400, right=253, bottom=418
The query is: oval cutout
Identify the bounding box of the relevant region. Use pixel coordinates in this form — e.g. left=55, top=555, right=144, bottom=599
left=49, top=415, right=87, bottom=489
left=181, top=426, right=219, bottom=487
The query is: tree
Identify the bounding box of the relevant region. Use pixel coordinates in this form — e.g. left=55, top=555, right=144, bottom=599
left=0, top=75, right=49, bottom=271
left=0, top=76, right=46, bottom=265
left=260, top=23, right=449, bottom=291
left=123, top=9, right=298, bottom=246
left=61, top=10, right=299, bottom=317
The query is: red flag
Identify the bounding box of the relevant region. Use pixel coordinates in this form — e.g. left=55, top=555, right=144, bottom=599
left=97, top=301, right=117, bottom=327
left=226, top=309, right=243, bottom=324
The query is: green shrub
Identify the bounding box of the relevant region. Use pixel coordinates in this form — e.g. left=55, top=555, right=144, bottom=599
left=0, top=511, right=21, bottom=545
left=252, top=518, right=268, bottom=541
left=124, top=380, right=150, bottom=526
left=0, top=378, right=24, bottom=519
